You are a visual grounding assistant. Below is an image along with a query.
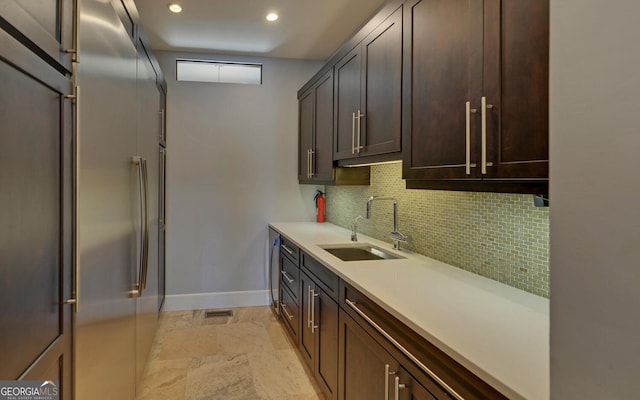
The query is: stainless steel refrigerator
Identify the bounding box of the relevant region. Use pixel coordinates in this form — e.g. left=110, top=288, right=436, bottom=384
left=74, top=0, right=162, bottom=398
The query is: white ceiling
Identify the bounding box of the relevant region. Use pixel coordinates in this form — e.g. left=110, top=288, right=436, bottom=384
left=134, top=0, right=387, bottom=61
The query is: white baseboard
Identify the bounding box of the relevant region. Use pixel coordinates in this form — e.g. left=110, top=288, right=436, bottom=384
left=162, top=290, right=270, bottom=312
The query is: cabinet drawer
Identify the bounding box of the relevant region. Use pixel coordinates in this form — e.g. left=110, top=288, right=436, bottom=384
left=280, top=255, right=300, bottom=300
left=280, top=236, right=300, bottom=265
left=280, top=286, right=299, bottom=342
left=340, top=281, right=507, bottom=400
left=302, top=252, right=339, bottom=301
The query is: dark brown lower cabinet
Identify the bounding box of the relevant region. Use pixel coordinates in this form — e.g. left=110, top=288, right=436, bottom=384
left=301, top=271, right=339, bottom=400
left=280, top=284, right=300, bottom=342
left=338, top=309, right=438, bottom=400
left=340, top=282, right=508, bottom=400
left=338, top=308, right=398, bottom=400
left=275, top=236, right=509, bottom=400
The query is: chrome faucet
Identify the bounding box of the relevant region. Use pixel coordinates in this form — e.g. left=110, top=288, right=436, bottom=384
left=366, top=196, right=409, bottom=250
left=351, top=215, right=364, bottom=242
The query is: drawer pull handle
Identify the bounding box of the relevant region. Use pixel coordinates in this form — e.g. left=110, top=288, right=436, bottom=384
left=345, top=299, right=464, bottom=400
left=281, top=270, right=295, bottom=284
left=281, top=303, right=294, bottom=320
left=281, top=244, right=294, bottom=255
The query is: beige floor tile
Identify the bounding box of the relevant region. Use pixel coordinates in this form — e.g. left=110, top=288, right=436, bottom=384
left=158, top=325, right=218, bottom=361
left=232, top=306, right=278, bottom=324
left=248, top=349, right=321, bottom=400
left=158, top=310, right=194, bottom=332
left=136, top=358, right=189, bottom=400
left=278, top=394, right=325, bottom=400
left=217, top=322, right=275, bottom=354
left=141, top=307, right=324, bottom=400
left=185, top=354, right=264, bottom=400
left=265, top=320, right=296, bottom=350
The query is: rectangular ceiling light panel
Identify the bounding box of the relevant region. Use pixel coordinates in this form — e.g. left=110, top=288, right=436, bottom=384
left=176, top=59, right=262, bottom=85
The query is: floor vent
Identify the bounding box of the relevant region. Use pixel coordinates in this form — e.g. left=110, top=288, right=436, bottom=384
left=204, top=309, right=233, bottom=319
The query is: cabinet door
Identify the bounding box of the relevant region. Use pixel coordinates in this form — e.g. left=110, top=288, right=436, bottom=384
left=334, top=46, right=362, bottom=160
left=299, top=272, right=315, bottom=368
left=402, top=0, right=483, bottom=180
left=360, top=6, right=403, bottom=157
left=0, top=0, right=74, bottom=73
left=316, top=288, right=339, bottom=400
left=298, top=88, right=314, bottom=181
left=338, top=309, right=399, bottom=400
left=313, top=71, right=335, bottom=181
left=0, top=29, right=73, bottom=398
left=483, top=0, right=549, bottom=179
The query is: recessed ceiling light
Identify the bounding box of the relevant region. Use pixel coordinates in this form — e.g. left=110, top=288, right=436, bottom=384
left=266, top=13, right=279, bottom=22
left=168, top=3, right=182, bottom=13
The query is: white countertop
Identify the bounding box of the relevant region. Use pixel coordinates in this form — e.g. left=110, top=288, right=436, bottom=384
left=269, top=222, right=549, bottom=400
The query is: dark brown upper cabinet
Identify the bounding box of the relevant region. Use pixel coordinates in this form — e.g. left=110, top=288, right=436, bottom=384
left=299, top=70, right=335, bottom=183
left=334, top=6, right=403, bottom=164
left=299, top=70, right=370, bottom=185
left=402, top=0, right=549, bottom=193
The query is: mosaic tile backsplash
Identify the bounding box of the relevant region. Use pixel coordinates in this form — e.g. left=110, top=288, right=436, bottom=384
left=325, top=162, right=550, bottom=298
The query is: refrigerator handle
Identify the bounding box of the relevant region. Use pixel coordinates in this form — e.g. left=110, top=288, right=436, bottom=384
left=63, top=81, right=80, bottom=312
left=129, top=156, right=145, bottom=298
left=141, top=158, right=150, bottom=290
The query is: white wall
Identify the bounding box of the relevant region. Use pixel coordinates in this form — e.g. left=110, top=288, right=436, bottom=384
left=158, top=51, right=323, bottom=309
left=550, top=1, right=640, bottom=398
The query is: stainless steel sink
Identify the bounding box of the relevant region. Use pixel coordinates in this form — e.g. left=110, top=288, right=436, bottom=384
left=320, top=244, right=404, bottom=262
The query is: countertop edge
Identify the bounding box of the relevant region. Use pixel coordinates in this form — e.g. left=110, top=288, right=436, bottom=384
left=269, top=222, right=549, bottom=400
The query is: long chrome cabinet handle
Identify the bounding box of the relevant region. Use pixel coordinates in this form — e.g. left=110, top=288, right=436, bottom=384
left=307, top=286, right=313, bottom=328
left=394, top=376, right=406, bottom=400
left=345, top=299, right=465, bottom=400
left=480, top=97, right=494, bottom=174
left=63, top=77, right=80, bottom=312
left=311, top=288, right=319, bottom=333
left=481, top=97, right=487, bottom=174
left=281, top=303, right=294, bottom=320
left=309, top=149, right=315, bottom=177
left=384, top=364, right=396, bottom=400
left=281, top=270, right=294, bottom=284
left=356, top=110, right=365, bottom=153
left=141, top=158, right=150, bottom=289
left=351, top=112, right=356, bottom=154
left=465, top=101, right=471, bottom=175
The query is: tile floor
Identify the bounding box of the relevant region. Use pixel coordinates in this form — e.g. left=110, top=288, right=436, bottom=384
left=136, top=306, right=324, bottom=400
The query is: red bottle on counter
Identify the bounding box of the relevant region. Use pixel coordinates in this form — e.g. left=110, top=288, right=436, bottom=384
left=315, top=191, right=325, bottom=223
